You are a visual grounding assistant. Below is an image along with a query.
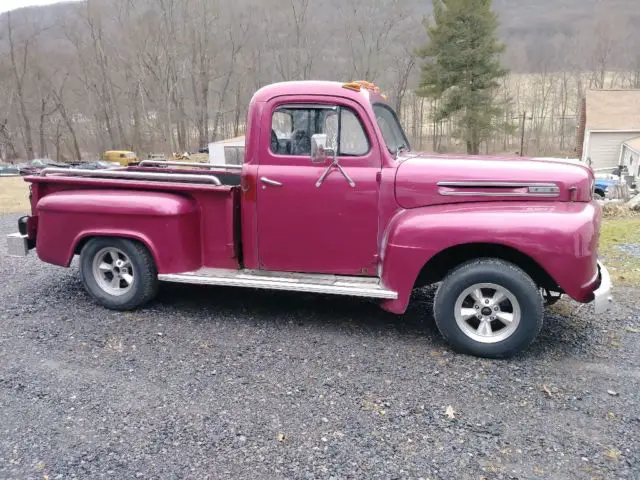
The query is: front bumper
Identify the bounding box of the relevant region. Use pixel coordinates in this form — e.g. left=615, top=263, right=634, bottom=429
left=593, top=261, right=613, bottom=314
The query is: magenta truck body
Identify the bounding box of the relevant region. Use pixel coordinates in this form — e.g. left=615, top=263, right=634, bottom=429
left=7, top=81, right=612, bottom=358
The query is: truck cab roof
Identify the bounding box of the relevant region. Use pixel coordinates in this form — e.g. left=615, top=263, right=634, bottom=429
left=251, top=80, right=388, bottom=105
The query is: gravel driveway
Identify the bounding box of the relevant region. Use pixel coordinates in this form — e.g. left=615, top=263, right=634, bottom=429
left=0, top=213, right=638, bottom=480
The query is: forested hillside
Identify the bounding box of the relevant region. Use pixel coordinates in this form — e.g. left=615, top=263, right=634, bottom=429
left=1, top=0, right=639, bottom=160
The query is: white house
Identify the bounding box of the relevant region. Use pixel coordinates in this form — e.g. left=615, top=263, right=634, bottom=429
left=620, top=136, right=640, bottom=180
left=578, top=90, right=640, bottom=173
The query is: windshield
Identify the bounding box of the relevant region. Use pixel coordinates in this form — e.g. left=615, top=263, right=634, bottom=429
left=373, top=103, right=410, bottom=155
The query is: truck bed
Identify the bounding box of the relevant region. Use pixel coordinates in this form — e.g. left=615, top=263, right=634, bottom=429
left=26, top=166, right=242, bottom=273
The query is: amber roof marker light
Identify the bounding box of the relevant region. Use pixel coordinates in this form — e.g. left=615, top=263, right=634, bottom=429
left=342, top=80, right=388, bottom=99
left=342, top=82, right=362, bottom=92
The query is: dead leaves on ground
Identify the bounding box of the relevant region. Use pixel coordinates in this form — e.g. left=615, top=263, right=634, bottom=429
left=541, top=384, right=554, bottom=397
left=604, top=447, right=622, bottom=462
left=361, top=398, right=388, bottom=416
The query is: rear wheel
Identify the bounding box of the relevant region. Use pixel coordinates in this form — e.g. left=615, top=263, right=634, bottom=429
left=433, top=259, right=544, bottom=358
left=80, top=237, right=158, bottom=310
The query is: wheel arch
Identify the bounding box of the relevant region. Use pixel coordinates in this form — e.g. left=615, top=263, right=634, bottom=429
left=414, top=242, right=559, bottom=292
left=73, top=232, right=159, bottom=268
left=380, top=240, right=562, bottom=315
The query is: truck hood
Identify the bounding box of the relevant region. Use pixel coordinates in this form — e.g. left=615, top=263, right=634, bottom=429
left=394, top=154, right=594, bottom=209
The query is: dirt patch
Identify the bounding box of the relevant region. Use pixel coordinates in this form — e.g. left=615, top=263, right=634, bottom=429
left=0, top=176, right=30, bottom=214
left=602, top=203, right=640, bottom=218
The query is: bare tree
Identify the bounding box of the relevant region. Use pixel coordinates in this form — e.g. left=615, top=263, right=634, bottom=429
left=6, top=12, right=36, bottom=160
left=1, top=0, right=639, bottom=161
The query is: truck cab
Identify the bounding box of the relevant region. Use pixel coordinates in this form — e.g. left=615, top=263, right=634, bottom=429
left=7, top=80, right=612, bottom=358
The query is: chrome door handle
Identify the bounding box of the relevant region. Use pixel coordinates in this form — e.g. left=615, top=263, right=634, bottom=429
left=260, top=177, right=283, bottom=187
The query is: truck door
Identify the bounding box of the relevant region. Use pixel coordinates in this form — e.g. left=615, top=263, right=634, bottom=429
left=256, top=99, right=381, bottom=276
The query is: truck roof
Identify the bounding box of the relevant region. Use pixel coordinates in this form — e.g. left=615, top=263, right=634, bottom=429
left=252, top=80, right=387, bottom=105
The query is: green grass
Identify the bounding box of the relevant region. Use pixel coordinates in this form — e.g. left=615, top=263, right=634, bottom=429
left=600, top=217, right=640, bottom=285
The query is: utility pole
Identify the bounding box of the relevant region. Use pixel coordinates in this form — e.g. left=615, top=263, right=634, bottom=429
left=516, top=112, right=533, bottom=157
left=519, top=112, right=526, bottom=157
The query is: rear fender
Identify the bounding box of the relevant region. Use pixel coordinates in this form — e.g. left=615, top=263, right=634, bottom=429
left=379, top=202, right=601, bottom=314
left=35, top=190, right=202, bottom=273
left=71, top=230, right=160, bottom=268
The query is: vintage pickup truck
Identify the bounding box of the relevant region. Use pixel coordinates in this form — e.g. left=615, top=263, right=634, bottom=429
left=7, top=80, right=612, bottom=358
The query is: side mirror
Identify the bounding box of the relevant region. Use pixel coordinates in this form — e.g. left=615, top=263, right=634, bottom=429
left=311, top=134, right=334, bottom=163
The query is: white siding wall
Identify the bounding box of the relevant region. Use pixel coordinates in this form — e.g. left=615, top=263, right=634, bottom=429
left=586, top=131, right=640, bottom=169
left=621, top=145, right=640, bottom=178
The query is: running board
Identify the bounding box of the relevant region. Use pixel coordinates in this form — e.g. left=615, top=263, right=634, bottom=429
left=158, top=268, right=398, bottom=300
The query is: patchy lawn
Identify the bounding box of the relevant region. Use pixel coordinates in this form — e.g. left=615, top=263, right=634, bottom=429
left=600, top=216, right=640, bottom=285
left=0, top=176, right=30, bottom=214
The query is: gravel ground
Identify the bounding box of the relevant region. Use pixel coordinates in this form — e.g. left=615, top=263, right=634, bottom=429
left=0, top=213, right=639, bottom=480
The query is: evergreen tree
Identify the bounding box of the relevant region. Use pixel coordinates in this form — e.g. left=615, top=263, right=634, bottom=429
left=417, top=0, right=507, bottom=154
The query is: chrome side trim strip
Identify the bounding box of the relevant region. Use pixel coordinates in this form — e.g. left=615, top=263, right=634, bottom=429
left=437, top=181, right=560, bottom=197
left=437, top=181, right=558, bottom=188
left=139, top=160, right=243, bottom=170
left=39, top=168, right=223, bottom=186
left=159, top=269, right=398, bottom=300
left=439, top=191, right=559, bottom=197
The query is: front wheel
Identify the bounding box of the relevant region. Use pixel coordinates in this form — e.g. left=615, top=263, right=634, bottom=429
left=433, top=259, right=544, bottom=358
left=80, top=237, right=159, bottom=311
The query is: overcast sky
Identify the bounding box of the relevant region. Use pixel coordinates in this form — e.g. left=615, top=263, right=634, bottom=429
left=0, top=0, right=83, bottom=14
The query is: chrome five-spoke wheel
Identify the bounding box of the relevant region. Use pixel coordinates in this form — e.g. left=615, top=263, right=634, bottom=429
left=92, top=247, right=134, bottom=296
left=454, top=283, right=521, bottom=343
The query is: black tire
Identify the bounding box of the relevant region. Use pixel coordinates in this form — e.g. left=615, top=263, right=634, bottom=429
left=594, top=191, right=605, bottom=200
left=433, top=259, right=544, bottom=359
left=80, top=237, right=158, bottom=311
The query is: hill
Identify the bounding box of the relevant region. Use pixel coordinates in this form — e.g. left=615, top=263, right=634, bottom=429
left=1, top=0, right=639, bottom=161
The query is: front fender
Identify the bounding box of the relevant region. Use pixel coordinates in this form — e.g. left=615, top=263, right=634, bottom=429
left=380, top=201, right=601, bottom=314
left=35, top=190, right=202, bottom=273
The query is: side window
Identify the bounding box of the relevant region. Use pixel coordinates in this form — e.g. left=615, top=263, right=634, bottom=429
left=339, top=109, right=369, bottom=156
left=271, top=111, right=293, bottom=154
left=270, top=105, right=369, bottom=157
